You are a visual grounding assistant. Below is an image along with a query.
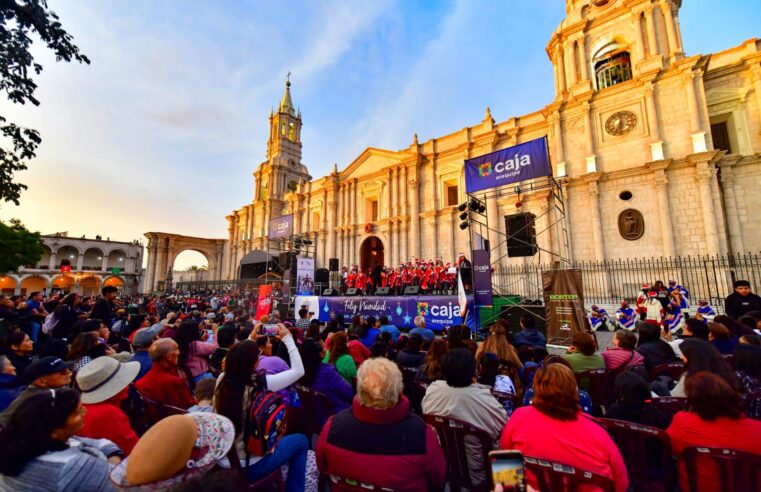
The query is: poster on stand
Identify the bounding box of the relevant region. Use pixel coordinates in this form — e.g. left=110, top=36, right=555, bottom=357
left=472, top=249, right=493, bottom=307
left=542, top=269, right=591, bottom=347
left=296, top=257, right=315, bottom=295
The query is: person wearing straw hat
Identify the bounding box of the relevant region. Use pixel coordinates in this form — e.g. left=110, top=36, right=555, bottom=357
left=76, top=356, right=141, bottom=455
left=110, top=412, right=235, bottom=491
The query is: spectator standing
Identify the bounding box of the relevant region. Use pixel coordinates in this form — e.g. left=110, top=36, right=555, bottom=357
left=295, top=308, right=311, bottom=335
left=317, top=357, right=446, bottom=491
left=3, top=331, right=34, bottom=378
left=0, top=388, right=122, bottom=492
left=135, top=338, right=196, bottom=410
left=90, top=286, right=118, bottom=328
left=175, top=319, right=217, bottom=387
left=76, top=356, right=141, bottom=456
left=724, top=280, right=761, bottom=320
left=500, top=364, right=629, bottom=492
left=50, top=293, right=83, bottom=340
left=667, top=372, right=761, bottom=492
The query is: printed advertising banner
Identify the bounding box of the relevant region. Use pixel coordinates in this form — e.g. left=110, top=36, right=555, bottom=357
left=299, top=295, right=476, bottom=332
left=465, top=136, right=551, bottom=193
left=294, top=295, right=320, bottom=321
left=295, top=257, right=315, bottom=295
left=268, top=214, right=293, bottom=239
left=255, top=284, right=273, bottom=320
left=542, top=269, right=591, bottom=346
left=471, top=249, right=493, bottom=307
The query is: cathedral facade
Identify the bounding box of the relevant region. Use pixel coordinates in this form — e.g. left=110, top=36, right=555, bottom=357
left=144, top=0, right=761, bottom=292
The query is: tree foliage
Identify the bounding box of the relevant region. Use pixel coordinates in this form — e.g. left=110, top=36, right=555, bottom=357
left=0, top=0, right=89, bottom=204
left=0, top=218, right=43, bottom=272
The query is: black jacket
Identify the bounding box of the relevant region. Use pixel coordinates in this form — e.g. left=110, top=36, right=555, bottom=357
left=90, top=298, right=115, bottom=328
left=635, top=340, right=679, bottom=373
left=724, top=292, right=761, bottom=320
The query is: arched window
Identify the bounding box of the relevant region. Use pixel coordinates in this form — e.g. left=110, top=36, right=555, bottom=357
left=595, top=51, right=632, bottom=90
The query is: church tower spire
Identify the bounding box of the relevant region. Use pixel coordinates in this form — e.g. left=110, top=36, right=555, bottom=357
left=279, top=73, right=296, bottom=115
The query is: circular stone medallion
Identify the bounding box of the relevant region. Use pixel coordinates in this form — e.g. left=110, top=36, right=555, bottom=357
left=618, top=209, right=645, bottom=241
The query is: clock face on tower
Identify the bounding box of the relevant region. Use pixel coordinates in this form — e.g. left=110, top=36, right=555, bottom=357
left=605, top=111, right=637, bottom=136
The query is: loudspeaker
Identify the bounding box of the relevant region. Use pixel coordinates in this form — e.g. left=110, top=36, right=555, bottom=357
left=322, top=288, right=338, bottom=296
left=500, top=305, right=547, bottom=339
left=375, top=287, right=390, bottom=296
left=404, top=286, right=421, bottom=296
left=346, top=288, right=360, bottom=296
left=315, top=268, right=329, bottom=285
left=329, top=258, right=339, bottom=272
left=505, top=213, right=538, bottom=257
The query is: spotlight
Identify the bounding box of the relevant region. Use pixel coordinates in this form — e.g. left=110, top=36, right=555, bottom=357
left=459, top=211, right=468, bottom=221
left=478, top=204, right=486, bottom=214
left=469, top=199, right=479, bottom=211
left=459, top=221, right=469, bottom=230
left=458, top=202, right=468, bottom=212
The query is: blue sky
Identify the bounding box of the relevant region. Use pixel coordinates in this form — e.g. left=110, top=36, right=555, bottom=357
left=1, top=0, right=759, bottom=268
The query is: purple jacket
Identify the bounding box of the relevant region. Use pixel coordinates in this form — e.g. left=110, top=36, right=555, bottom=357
left=311, top=363, right=353, bottom=413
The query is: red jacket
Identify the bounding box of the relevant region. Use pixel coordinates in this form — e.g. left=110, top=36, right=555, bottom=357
left=347, top=340, right=370, bottom=367
left=78, top=401, right=139, bottom=455
left=135, top=364, right=196, bottom=410
left=317, top=396, right=445, bottom=491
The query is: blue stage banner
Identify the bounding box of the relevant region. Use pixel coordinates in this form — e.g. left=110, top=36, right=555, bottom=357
left=472, top=249, right=493, bottom=307
left=464, top=136, right=551, bottom=193
left=268, top=214, right=293, bottom=239
left=315, top=295, right=476, bottom=332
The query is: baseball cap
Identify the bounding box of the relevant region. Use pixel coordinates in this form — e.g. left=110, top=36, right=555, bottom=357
left=23, top=357, right=74, bottom=385
left=132, top=328, right=158, bottom=348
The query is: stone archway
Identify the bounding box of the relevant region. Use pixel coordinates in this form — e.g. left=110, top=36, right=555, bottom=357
left=359, top=236, right=385, bottom=273
left=143, top=233, right=225, bottom=293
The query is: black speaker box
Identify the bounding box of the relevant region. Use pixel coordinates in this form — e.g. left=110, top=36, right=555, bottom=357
left=329, top=258, right=339, bottom=272
left=315, top=268, right=329, bottom=284
left=346, top=288, right=359, bottom=296
left=500, top=305, right=547, bottom=339
left=505, top=212, right=538, bottom=257
left=403, top=286, right=421, bottom=296
left=375, top=287, right=390, bottom=296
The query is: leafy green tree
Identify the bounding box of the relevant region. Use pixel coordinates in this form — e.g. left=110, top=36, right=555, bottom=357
left=0, top=218, right=43, bottom=272
left=1, top=0, right=89, bottom=205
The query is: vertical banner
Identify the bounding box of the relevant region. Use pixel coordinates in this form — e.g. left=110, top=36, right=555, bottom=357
left=296, top=257, right=315, bottom=295
left=542, top=269, right=591, bottom=346
left=255, top=284, right=273, bottom=320
left=471, top=249, right=493, bottom=307
left=268, top=214, right=293, bottom=239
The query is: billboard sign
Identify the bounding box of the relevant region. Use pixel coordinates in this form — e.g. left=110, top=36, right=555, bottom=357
left=465, top=136, right=551, bottom=193
left=268, top=214, right=293, bottom=239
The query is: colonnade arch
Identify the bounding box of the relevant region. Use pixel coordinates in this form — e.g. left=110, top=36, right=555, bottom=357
left=143, top=233, right=225, bottom=293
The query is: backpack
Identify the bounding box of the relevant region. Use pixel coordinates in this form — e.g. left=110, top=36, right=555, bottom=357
left=41, top=312, right=58, bottom=335
left=243, top=384, right=287, bottom=459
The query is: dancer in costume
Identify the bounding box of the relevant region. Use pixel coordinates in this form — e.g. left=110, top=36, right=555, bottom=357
left=615, top=300, right=636, bottom=331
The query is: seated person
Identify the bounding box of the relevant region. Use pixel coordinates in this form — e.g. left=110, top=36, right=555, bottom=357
left=635, top=321, right=679, bottom=373
left=378, top=315, right=401, bottom=344
left=667, top=372, right=761, bottom=492
left=602, top=330, right=644, bottom=372
left=0, top=355, right=23, bottom=412
left=408, top=316, right=435, bottom=341
left=317, top=357, right=445, bottom=491
left=135, top=338, right=196, bottom=411
left=513, top=314, right=546, bottom=348
left=299, top=338, right=353, bottom=413
left=22, top=356, right=74, bottom=389
left=708, top=322, right=736, bottom=355
left=187, top=377, right=216, bottom=412
left=606, top=370, right=670, bottom=429
left=395, top=333, right=426, bottom=369
left=523, top=356, right=594, bottom=414
left=500, top=364, right=629, bottom=492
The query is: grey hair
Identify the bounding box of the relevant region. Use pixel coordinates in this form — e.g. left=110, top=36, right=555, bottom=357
left=414, top=316, right=426, bottom=328
left=356, top=357, right=403, bottom=410
left=149, top=338, right=178, bottom=362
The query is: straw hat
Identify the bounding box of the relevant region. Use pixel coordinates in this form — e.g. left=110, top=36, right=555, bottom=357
left=76, top=356, right=140, bottom=404
left=110, top=413, right=235, bottom=491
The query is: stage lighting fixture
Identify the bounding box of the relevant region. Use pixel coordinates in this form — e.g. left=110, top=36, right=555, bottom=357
left=478, top=203, right=486, bottom=214
left=459, top=221, right=469, bottom=230
left=469, top=199, right=479, bottom=211
left=458, top=202, right=468, bottom=212
left=459, top=211, right=468, bottom=221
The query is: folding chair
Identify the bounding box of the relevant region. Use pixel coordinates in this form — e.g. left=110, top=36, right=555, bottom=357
left=491, top=390, right=521, bottom=416
left=650, top=396, right=688, bottom=420
left=650, top=362, right=685, bottom=382
left=684, top=446, right=761, bottom=492
left=423, top=414, right=493, bottom=492
left=523, top=456, right=615, bottom=492
left=599, top=418, right=676, bottom=491
left=574, top=368, right=607, bottom=415
left=294, top=384, right=335, bottom=442
left=137, top=391, right=188, bottom=427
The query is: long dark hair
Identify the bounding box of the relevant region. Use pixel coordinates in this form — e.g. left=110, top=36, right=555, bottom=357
left=214, top=340, right=261, bottom=434
left=0, top=388, right=80, bottom=476
left=299, top=338, right=323, bottom=386
left=328, top=332, right=349, bottom=364
left=66, top=332, right=100, bottom=361
left=680, top=339, right=740, bottom=390
left=614, top=370, right=651, bottom=408
left=175, top=320, right=202, bottom=386
left=636, top=322, right=661, bottom=345
left=733, top=344, right=761, bottom=380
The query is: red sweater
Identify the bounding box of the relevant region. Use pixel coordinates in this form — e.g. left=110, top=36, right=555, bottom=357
left=135, top=364, right=196, bottom=410
left=317, top=396, right=446, bottom=491
left=500, top=406, right=628, bottom=492
left=667, top=411, right=761, bottom=492
left=78, top=401, right=139, bottom=455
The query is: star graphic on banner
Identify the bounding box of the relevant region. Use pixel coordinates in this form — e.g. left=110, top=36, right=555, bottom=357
left=403, top=314, right=412, bottom=325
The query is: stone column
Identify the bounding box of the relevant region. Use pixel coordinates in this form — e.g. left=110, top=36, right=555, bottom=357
left=719, top=166, right=746, bottom=253
left=555, top=45, right=567, bottom=95
left=583, top=103, right=597, bottom=172
left=564, top=41, right=576, bottom=87
left=587, top=180, right=605, bottom=260
left=76, top=253, right=84, bottom=271
left=401, top=166, right=408, bottom=217
left=49, top=251, right=57, bottom=270
left=696, top=161, right=721, bottom=255
left=550, top=114, right=566, bottom=176
left=753, top=70, right=761, bottom=136
left=645, top=6, right=658, bottom=57
left=101, top=255, right=108, bottom=272
left=388, top=222, right=396, bottom=267
left=409, top=177, right=420, bottom=260
left=142, top=245, right=153, bottom=294
left=633, top=10, right=646, bottom=62
left=327, top=200, right=337, bottom=262
left=645, top=82, right=664, bottom=160
left=577, top=36, right=589, bottom=82
left=248, top=206, right=255, bottom=247
left=391, top=167, right=399, bottom=217
left=684, top=72, right=707, bottom=152
left=660, top=0, right=681, bottom=58
left=486, top=196, right=499, bottom=259
left=153, top=239, right=165, bottom=292
left=654, top=171, right=676, bottom=257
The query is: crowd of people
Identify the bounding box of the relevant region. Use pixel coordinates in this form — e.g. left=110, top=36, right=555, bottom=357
left=0, top=279, right=759, bottom=491
left=337, top=254, right=473, bottom=295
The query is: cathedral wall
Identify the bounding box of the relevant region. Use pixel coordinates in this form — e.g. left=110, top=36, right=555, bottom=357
left=732, top=157, right=761, bottom=251
left=666, top=165, right=709, bottom=256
